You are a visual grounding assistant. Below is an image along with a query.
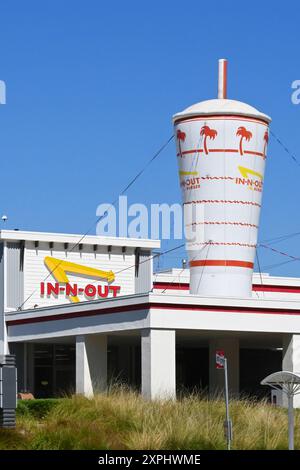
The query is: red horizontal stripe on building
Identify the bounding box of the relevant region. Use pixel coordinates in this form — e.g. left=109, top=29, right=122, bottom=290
left=154, top=282, right=189, bottom=291
left=190, top=260, right=254, bottom=269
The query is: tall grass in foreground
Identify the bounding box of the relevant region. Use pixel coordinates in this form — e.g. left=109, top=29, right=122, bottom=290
left=0, top=388, right=299, bottom=450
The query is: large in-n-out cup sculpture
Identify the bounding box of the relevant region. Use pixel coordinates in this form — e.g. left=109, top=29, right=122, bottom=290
left=173, top=59, right=271, bottom=297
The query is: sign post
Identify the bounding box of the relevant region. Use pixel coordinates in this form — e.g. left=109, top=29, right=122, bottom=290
left=216, top=350, right=232, bottom=450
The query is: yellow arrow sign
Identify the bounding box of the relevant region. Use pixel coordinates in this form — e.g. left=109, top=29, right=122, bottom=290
left=44, top=257, right=115, bottom=303
left=179, top=171, right=199, bottom=176
left=238, top=166, right=263, bottom=180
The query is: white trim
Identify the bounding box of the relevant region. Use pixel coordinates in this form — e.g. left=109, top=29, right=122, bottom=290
left=5, top=292, right=149, bottom=321
left=5, top=291, right=300, bottom=323
left=0, top=230, right=160, bottom=250
left=5, top=291, right=300, bottom=343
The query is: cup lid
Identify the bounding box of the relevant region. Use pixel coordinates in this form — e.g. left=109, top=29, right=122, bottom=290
left=173, top=98, right=271, bottom=124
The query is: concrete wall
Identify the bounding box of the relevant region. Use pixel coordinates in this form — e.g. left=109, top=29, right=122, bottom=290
left=76, top=334, right=107, bottom=396
left=283, top=334, right=300, bottom=407
left=141, top=329, right=176, bottom=399
left=135, top=250, right=152, bottom=294
left=6, top=242, right=24, bottom=310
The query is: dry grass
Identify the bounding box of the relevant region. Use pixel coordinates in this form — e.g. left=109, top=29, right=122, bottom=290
left=0, top=388, right=299, bottom=450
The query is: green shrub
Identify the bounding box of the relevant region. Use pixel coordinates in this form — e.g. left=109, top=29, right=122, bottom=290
left=17, top=398, right=61, bottom=419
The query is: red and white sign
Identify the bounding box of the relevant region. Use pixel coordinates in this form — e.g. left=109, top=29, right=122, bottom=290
left=41, top=256, right=121, bottom=303
left=216, top=350, right=225, bottom=369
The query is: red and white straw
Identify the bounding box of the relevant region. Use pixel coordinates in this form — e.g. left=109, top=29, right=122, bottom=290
left=218, top=59, right=228, bottom=99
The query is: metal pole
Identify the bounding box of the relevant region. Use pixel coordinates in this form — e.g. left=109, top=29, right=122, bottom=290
left=224, top=358, right=231, bottom=450
left=23, top=343, right=27, bottom=392
left=288, top=393, right=294, bottom=450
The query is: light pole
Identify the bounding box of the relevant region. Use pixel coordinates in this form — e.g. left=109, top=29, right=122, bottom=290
left=261, top=371, right=300, bottom=450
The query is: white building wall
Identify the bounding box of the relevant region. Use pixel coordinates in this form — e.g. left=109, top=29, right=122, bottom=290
left=141, top=328, right=176, bottom=399
left=282, top=334, right=300, bottom=408
left=76, top=334, right=107, bottom=396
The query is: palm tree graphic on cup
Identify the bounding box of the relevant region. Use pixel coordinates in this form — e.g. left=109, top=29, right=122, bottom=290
left=200, top=126, right=218, bottom=155
left=263, top=130, right=269, bottom=159
left=176, top=129, right=186, bottom=157
left=236, top=126, right=253, bottom=155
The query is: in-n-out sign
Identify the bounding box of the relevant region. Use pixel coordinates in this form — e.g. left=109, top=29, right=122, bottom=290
left=216, top=350, right=225, bottom=369
left=40, top=257, right=121, bottom=303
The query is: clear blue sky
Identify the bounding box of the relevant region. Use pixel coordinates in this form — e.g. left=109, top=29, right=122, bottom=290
left=0, top=0, right=300, bottom=276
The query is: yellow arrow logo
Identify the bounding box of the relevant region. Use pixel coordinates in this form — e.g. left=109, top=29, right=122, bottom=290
left=238, top=166, right=263, bottom=180
left=179, top=171, right=199, bottom=176
left=44, top=257, right=115, bottom=303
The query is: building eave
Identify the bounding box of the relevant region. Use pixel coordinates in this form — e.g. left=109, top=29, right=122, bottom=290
left=0, top=230, right=160, bottom=250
